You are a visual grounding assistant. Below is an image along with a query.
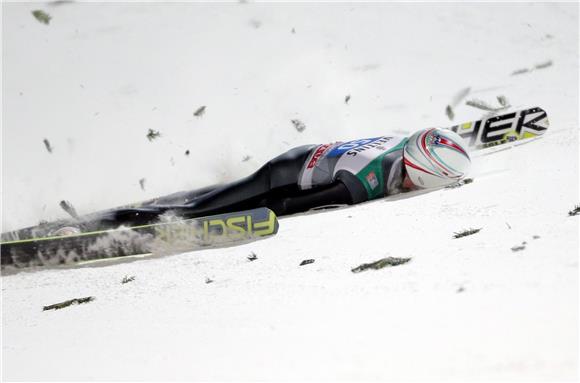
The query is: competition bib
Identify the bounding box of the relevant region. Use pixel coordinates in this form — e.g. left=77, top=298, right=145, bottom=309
left=299, top=136, right=406, bottom=189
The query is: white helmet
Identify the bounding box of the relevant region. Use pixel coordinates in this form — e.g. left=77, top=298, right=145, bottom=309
left=403, top=128, right=471, bottom=189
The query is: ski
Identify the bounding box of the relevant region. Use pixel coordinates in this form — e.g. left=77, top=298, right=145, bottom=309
left=1, top=207, right=279, bottom=268
left=448, top=106, right=549, bottom=151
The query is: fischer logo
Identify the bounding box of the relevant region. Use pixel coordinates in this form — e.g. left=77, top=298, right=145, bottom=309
left=307, top=144, right=332, bottom=169
left=154, top=210, right=278, bottom=244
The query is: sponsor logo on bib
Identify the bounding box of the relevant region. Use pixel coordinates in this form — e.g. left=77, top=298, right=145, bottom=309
left=366, top=171, right=379, bottom=190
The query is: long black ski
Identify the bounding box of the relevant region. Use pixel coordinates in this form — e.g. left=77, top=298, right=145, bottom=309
left=1, top=207, right=278, bottom=268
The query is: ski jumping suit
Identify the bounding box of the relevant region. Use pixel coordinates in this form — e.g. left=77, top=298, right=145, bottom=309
left=94, top=136, right=409, bottom=229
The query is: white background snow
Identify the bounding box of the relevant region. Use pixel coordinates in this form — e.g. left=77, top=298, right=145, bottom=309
left=1, top=1, right=578, bottom=380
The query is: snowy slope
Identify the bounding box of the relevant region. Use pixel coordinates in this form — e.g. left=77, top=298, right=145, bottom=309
left=1, top=2, right=578, bottom=380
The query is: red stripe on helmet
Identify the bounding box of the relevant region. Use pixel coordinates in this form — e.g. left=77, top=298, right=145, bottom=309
left=438, top=137, right=469, bottom=157
left=420, top=129, right=435, bottom=156
left=420, top=129, right=450, bottom=173
left=403, top=157, right=439, bottom=177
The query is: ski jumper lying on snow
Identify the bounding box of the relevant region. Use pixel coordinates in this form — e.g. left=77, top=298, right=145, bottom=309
left=5, top=106, right=554, bottom=241
left=79, top=127, right=471, bottom=232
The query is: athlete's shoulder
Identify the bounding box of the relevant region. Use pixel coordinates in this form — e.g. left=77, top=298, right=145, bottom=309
left=330, top=135, right=406, bottom=157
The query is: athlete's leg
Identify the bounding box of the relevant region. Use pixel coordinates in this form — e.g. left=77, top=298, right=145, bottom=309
left=85, top=145, right=316, bottom=228
left=172, top=144, right=316, bottom=217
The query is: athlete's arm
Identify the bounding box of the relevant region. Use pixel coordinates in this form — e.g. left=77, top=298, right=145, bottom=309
left=278, top=181, right=353, bottom=215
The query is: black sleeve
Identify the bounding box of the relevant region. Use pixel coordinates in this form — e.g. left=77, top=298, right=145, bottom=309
left=334, top=170, right=369, bottom=204
left=276, top=181, right=353, bottom=215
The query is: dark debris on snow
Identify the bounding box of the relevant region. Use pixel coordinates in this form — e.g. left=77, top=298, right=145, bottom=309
left=194, top=106, right=206, bottom=117
left=59, top=200, right=79, bottom=219
left=43, top=138, right=53, bottom=153
left=351, top=257, right=411, bottom=273
left=43, top=296, right=95, bottom=311
left=568, top=205, right=580, bottom=216
left=445, top=105, right=455, bottom=121
left=146, top=129, right=161, bottom=141
left=511, top=244, right=526, bottom=252
left=445, top=178, right=474, bottom=189
left=291, top=119, right=306, bottom=133
left=453, top=228, right=482, bottom=239
left=32, top=10, right=51, bottom=24
left=511, top=60, right=553, bottom=76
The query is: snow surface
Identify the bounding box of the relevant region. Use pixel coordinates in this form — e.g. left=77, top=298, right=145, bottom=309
left=1, top=2, right=578, bottom=380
